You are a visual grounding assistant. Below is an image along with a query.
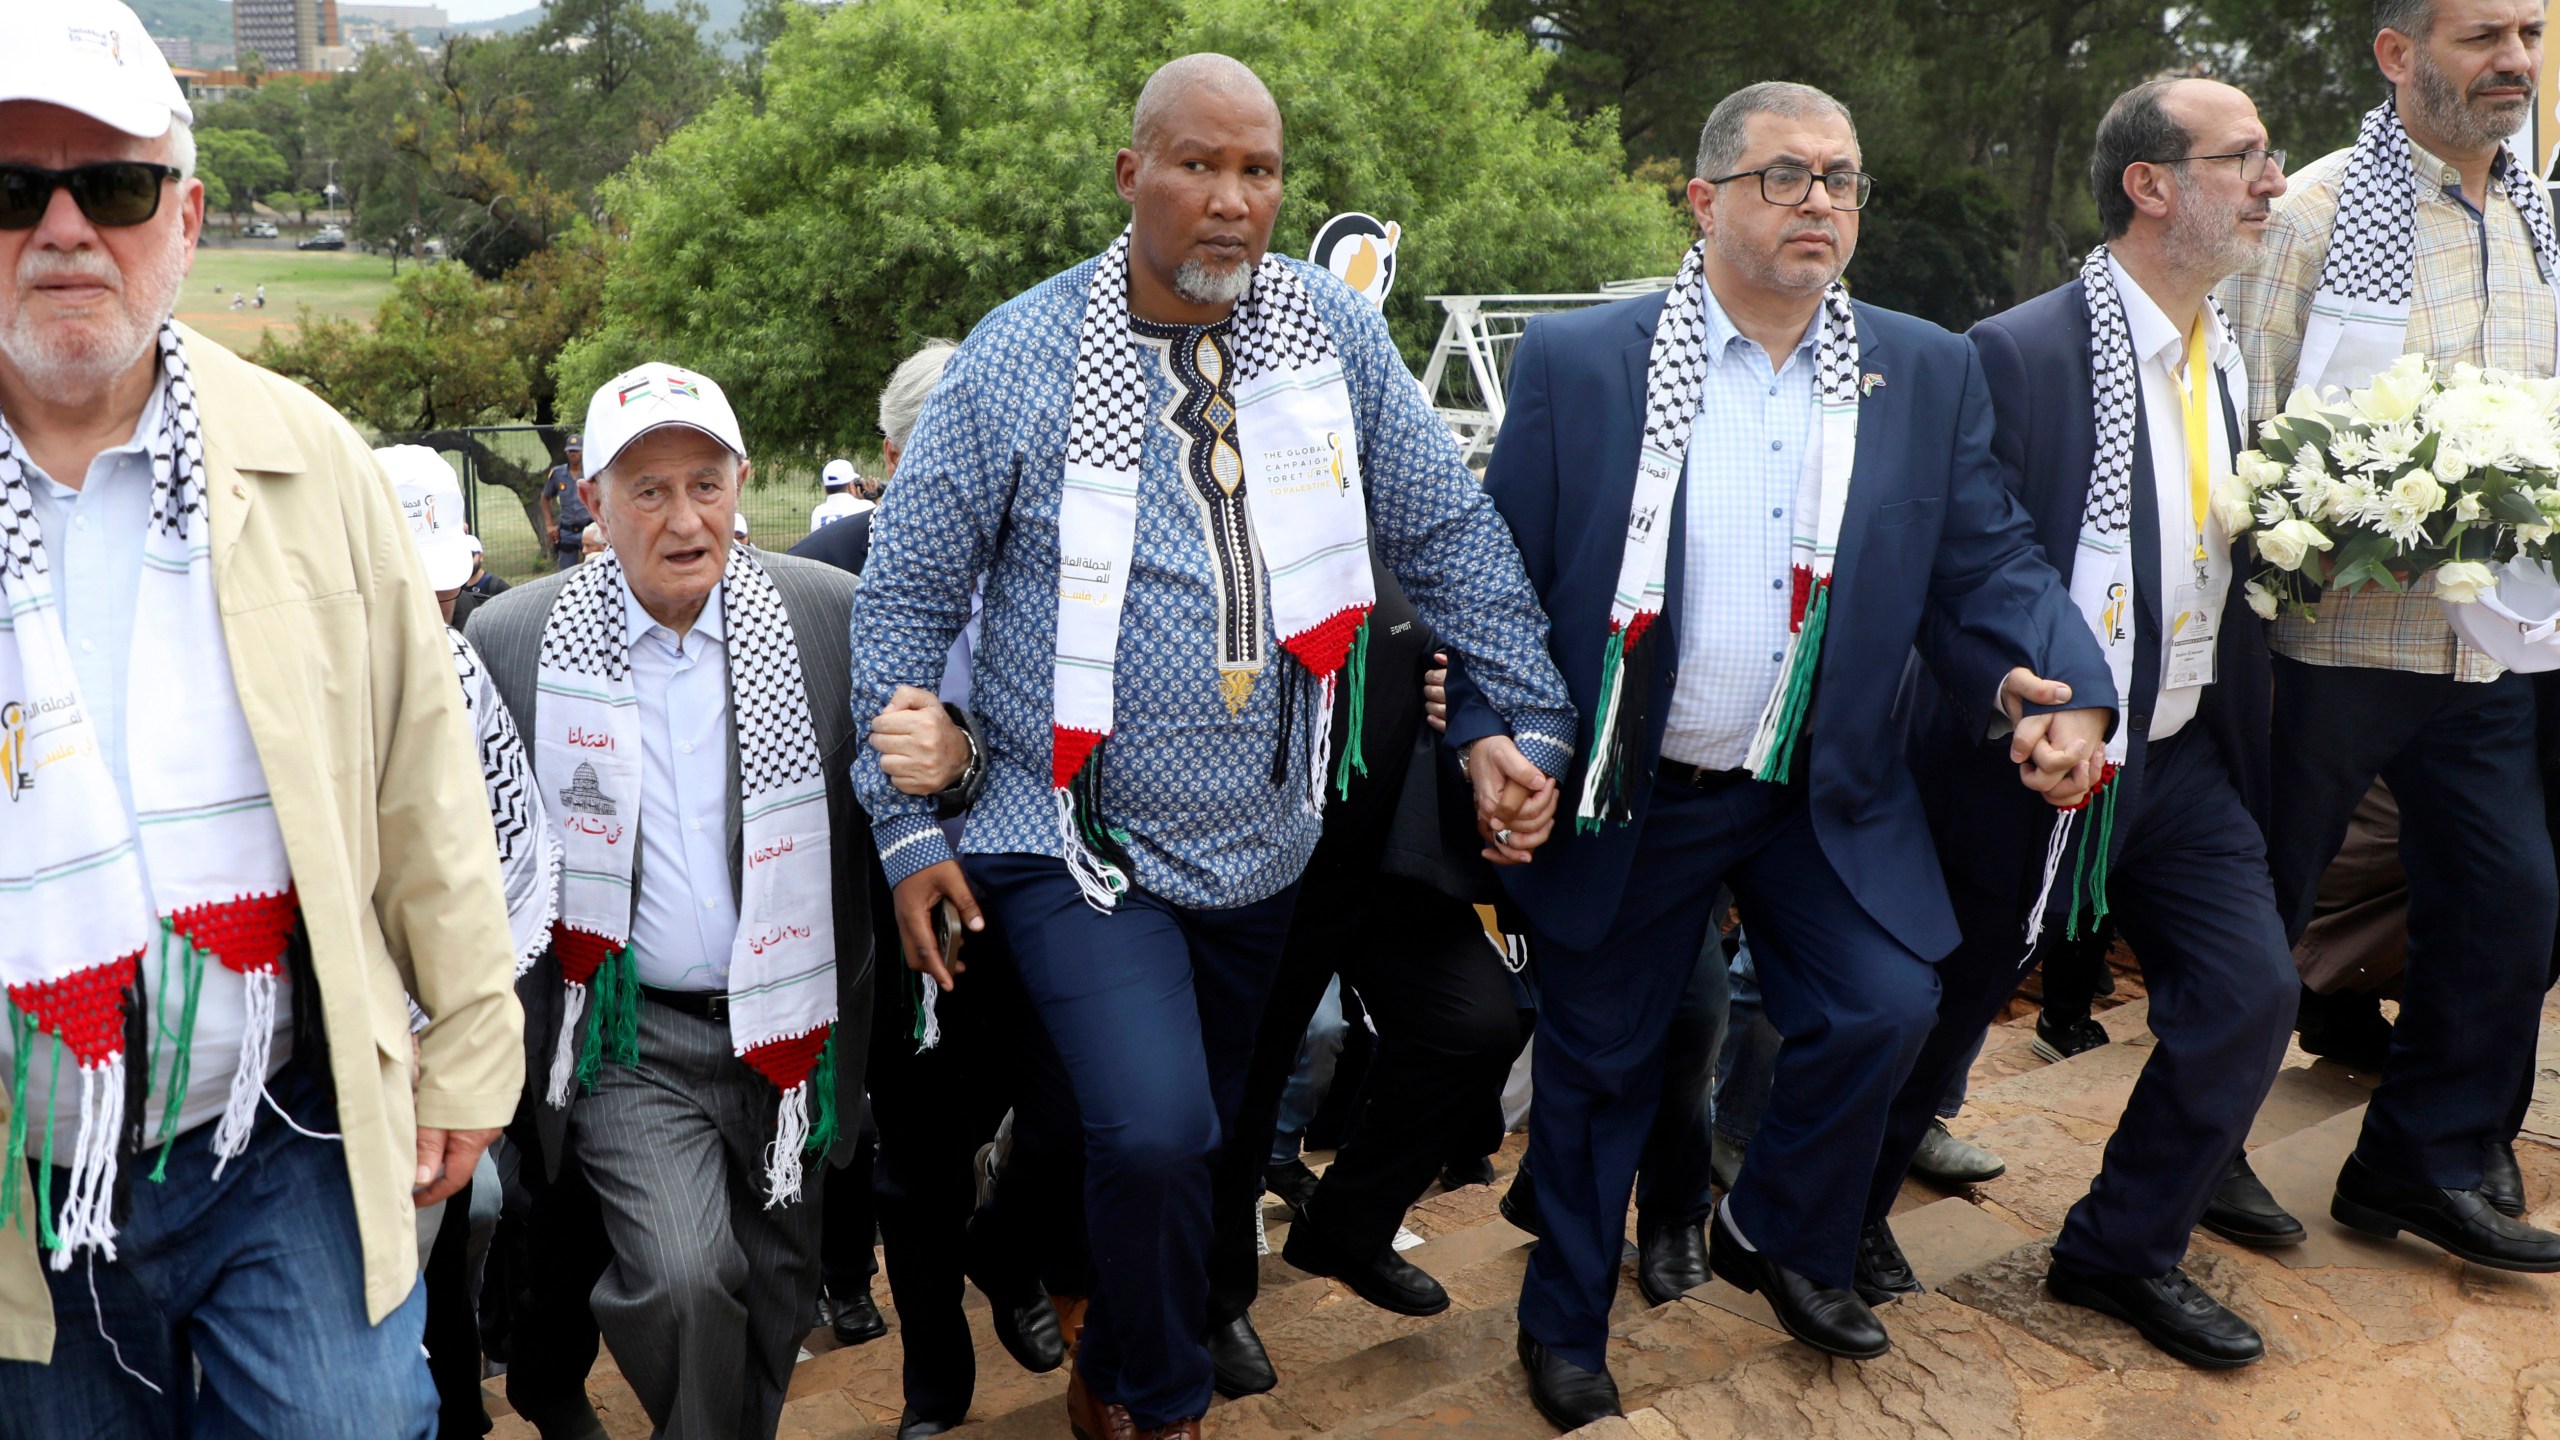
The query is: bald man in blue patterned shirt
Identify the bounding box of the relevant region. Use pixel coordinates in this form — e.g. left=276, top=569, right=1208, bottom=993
left=845, top=54, right=1572, bottom=1440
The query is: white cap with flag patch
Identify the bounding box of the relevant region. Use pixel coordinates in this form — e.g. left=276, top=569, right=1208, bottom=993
left=583, top=361, right=746, bottom=478
left=378, top=445, right=475, bottom=591
left=0, top=0, right=193, bottom=138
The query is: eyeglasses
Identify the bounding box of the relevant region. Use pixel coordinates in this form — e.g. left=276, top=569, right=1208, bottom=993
left=1708, top=164, right=1875, bottom=211
left=0, top=163, right=183, bottom=230
left=2146, top=148, right=2287, bottom=184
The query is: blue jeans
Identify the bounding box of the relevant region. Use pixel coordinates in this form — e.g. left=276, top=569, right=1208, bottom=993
left=0, top=1056, right=435, bottom=1439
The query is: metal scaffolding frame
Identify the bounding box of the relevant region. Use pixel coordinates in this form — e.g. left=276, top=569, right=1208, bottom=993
left=1417, top=279, right=1671, bottom=464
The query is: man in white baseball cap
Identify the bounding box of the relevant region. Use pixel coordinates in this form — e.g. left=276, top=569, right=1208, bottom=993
left=0, top=2, right=526, bottom=1434
left=382, top=443, right=476, bottom=621
left=462, top=360, right=875, bottom=1439
left=809, top=457, right=873, bottom=530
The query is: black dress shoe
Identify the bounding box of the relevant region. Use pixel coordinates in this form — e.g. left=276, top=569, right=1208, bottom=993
left=1264, top=1158, right=1320, bottom=1219
left=1852, top=1219, right=1924, bottom=1306
left=1705, top=1208, right=1888, bottom=1359
left=2483, top=1140, right=2528, bottom=1220
left=2332, top=1152, right=2560, bottom=1272
left=2295, top=984, right=2394, bottom=1071
left=1441, top=1154, right=1497, bottom=1191
left=1635, top=1214, right=1708, bottom=1306
left=830, top=1284, right=888, bottom=1345
left=2045, top=1262, right=2263, bottom=1369
left=1499, top=1168, right=1543, bottom=1239
left=2032, top=1010, right=2110, bottom=1063
left=1516, top=1330, right=1622, bottom=1430
left=1283, top=1217, right=1451, bottom=1316
left=965, top=1216, right=1067, bottom=1373
left=2199, top=1154, right=2305, bottom=1248
left=1206, top=1311, right=1276, bottom=1398
left=897, top=1410, right=962, bottom=1439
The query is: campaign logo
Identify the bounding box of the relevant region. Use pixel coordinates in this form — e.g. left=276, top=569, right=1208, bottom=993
left=1, top=701, right=27, bottom=802
left=1309, top=213, right=1402, bottom=311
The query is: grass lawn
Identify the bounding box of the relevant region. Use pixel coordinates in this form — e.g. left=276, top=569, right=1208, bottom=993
left=177, top=242, right=400, bottom=355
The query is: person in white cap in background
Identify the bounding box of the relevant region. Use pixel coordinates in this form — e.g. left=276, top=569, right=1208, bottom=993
left=733, top=509, right=752, bottom=544
left=0, top=4, right=524, bottom=1434
left=383, top=442, right=561, bottom=1438
left=461, top=362, right=875, bottom=1440
left=580, top=520, right=608, bottom=562
left=809, top=457, right=873, bottom=530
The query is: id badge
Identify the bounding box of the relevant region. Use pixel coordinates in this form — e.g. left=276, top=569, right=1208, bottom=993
left=2165, top=580, right=2220, bottom=689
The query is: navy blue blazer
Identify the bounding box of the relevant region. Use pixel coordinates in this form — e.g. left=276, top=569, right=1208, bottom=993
left=1446, top=289, right=2116, bottom=958
left=1915, top=279, right=2272, bottom=921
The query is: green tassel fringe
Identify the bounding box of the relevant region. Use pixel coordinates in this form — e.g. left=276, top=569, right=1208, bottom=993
left=1754, top=582, right=1831, bottom=784
left=1332, top=616, right=1372, bottom=802
left=573, top=947, right=641, bottom=1093
left=2, top=1007, right=32, bottom=1234
left=806, top=1034, right=839, bottom=1157
left=35, top=1041, right=60, bottom=1252
left=1576, top=626, right=1631, bottom=835
left=2065, top=781, right=2120, bottom=941
left=151, top=924, right=210, bottom=1182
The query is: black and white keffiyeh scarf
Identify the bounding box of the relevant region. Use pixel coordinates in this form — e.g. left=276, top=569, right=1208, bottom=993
left=2299, top=100, right=2560, bottom=394
left=1052, top=230, right=1376, bottom=910
left=533, top=546, right=837, bottom=1204
left=1577, top=240, right=1863, bottom=828
left=0, top=322, right=301, bottom=1265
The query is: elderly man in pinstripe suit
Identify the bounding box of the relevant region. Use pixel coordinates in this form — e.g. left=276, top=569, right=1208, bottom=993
left=465, top=365, right=875, bottom=1440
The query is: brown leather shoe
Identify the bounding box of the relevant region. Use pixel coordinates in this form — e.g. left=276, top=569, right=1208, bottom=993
left=1052, top=1293, right=1090, bottom=1360
left=1138, top=1421, right=1203, bottom=1439
left=1065, top=1364, right=1135, bottom=1440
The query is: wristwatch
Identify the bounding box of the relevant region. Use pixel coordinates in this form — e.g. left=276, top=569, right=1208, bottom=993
left=930, top=702, right=989, bottom=819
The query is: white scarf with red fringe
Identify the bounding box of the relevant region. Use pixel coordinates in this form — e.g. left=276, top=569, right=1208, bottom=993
left=0, top=323, right=298, bottom=1266
left=1575, top=244, right=1862, bottom=827
left=532, top=547, right=836, bottom=1205
left=1052, top=231, right=1374, bottom=909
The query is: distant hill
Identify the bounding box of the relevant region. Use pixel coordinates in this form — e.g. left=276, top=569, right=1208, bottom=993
left=131, top=0, right=233, bottom=43
left=457, top=0, right=754, bottom=49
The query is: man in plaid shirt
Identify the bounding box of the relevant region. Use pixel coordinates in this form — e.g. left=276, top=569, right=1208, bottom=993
left=2218, top=0, right=2560, bottom=1269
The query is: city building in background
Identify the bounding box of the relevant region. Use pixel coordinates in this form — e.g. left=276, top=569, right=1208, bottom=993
left=232, top=0, right=342, bottom=70
left=338, top=4, right=451, bottom=53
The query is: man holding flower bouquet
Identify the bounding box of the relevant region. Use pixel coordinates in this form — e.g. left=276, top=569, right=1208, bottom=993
left=1859, top=77, right=2306, bottom=1369
left=2218, top=0, right=2560, bottom=1271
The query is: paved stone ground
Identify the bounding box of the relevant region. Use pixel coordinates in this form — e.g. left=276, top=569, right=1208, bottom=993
left=488, top=985, right=2560, bottom=1440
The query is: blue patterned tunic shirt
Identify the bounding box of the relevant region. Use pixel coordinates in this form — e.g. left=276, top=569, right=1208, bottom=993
left=849, top=254, right=1575, bottom=908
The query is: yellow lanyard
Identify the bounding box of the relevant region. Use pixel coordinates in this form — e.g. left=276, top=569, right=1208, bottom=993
left=2174, top=318, right=2214, bottom=575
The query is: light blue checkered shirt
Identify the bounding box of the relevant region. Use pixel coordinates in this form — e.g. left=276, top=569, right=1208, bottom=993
left=1656, top=280, right=1819, bottom=770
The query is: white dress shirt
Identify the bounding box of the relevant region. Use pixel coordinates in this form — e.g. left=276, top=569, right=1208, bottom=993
left=2108, top=254, right=2241, bottom=742
left=3, top=388, right=292, bottom=1150
left=1656, top=279, right=1819, bottom=770
left=622, top=578, right=740, bottom=991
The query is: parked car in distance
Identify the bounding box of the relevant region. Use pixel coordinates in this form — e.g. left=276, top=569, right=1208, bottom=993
left=297, top=227, right=347, bottom=251
left=242, top=221, right=279, bottom=239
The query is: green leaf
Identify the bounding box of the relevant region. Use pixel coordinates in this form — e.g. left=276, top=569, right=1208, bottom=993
left=2491, top=489, right=2547, bottom=525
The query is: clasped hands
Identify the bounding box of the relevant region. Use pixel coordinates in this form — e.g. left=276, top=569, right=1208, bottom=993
left=2000, top=667, right=2111, bottom=809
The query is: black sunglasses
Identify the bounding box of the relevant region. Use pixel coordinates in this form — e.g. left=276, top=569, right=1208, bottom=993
left=0, top=163, right=183, bottom=231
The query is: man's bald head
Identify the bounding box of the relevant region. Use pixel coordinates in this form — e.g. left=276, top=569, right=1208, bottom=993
left=1131, top=53, right=1280, bottom=154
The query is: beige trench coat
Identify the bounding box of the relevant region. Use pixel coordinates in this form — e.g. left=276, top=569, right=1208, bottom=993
left=0, top=325, right=525, bottom=1361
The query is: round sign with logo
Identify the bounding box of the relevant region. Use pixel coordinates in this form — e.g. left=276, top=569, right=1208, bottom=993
left=1310, top=213, right=1402, bottom=311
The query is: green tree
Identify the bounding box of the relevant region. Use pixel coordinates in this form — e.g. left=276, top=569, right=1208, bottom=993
left=563, top=0, right=1685, bottom=460
left=195, top=127, right=289, bottom=221
left=2185, top=0, right=2380, bottom=168
left=255, top=263, right=531, bottom=433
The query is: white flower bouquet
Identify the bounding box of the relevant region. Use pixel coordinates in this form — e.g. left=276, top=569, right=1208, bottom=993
left=2217, top=353, right=2560, bottom=619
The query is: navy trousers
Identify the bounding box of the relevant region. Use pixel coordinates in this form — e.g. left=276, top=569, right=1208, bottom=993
left=964, top=853, right=1298, bottom=1429
left=1517, top=778, right=1939, bottom=1370
left=1863, top=731, right=2297, bottom=1277
left=2267, top=659, right=2558, bottom=1189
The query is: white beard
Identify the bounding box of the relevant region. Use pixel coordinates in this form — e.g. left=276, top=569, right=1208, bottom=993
left=1173, top=256, right=1254, bottom=307
left=2, top=241, right=187, bottom=405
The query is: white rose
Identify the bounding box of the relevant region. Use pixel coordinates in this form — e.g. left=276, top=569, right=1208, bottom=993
left=2354, top=354, right=2432, bottom=424
left=2256, top=518, right=2334, bottom=572
left=2388, top=468, right=2447, bottom=516
left=2455, top=492, right=2486, bottom=522
left=2434, top=559, right=2497, bottom=604
left=2235, top=450, right=2286, bottom=492
left=2434, top=441, right=2470, bottom=483
left=2245, top=580, right=2280, bottom=620
left=2211, top=473, right=2258, bottom=533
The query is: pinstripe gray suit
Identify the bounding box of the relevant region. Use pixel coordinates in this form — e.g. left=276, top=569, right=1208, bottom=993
left=465, top=548, right=873, bottom=1440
